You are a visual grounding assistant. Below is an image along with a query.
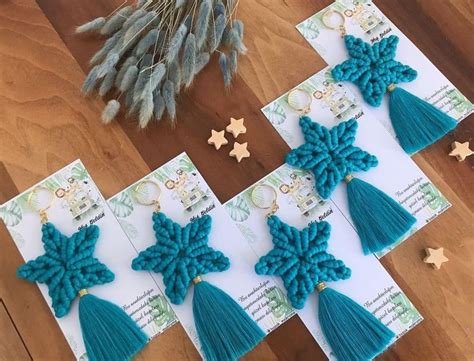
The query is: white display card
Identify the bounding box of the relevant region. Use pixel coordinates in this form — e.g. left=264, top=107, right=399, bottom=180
left=262, top=67, right=451, bottom=257
left=296, top=0, right=472, bottom=140
left=224, top=164, right=423, bottom=359
left=108, top=152, right=295, bottom=359
left=0, top=160, right=177, bottom=360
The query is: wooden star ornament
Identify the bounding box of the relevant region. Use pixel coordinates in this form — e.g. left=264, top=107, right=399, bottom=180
left=449, top=141, right=473, bottom=162
left=226, top=117, right=246, bottom=138
left=423, top=247, right=449, bottom=270
left=229, top=142, right=250, bottom=163
left=208, top=129, right=228, bottom=150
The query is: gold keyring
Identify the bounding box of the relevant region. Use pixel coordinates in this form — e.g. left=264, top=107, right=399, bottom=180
left=27, top=186, right=54, bottom=223
left=251, top=184, right=279, bottom=217
left=321, top=9, right=346, bottom=36
left=132, top=179, right=161, bottom=211
left=27, top=186, right=54, bottom=213
left=287, top=88, right=312, bottom=115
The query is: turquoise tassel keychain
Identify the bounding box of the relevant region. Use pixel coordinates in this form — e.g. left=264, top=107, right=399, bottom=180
left=250, top=185, right=395, bottom=361
left=322, top=9, right=457, bottom=154
left=285, top=91, right=415, bottom=254
left=130, top=180, right=264, bottom=361
left=16, top=187, right=147, bottom=361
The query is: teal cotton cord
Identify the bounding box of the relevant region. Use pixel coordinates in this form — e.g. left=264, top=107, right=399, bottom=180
left=286, top=116, right=377, bottom=199
left=16, top=223, right=114, bottom=318
left=131, top=212, right=230, bottom=305
left=332, top=35, right=417, bottom=107
left=255, top=215, right=351, bottom=309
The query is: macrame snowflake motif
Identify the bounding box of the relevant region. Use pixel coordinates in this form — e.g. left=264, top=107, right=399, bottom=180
left=255, top=216, right=350, bottom=309
left=17, top=224, right=114, bottom=318
left=332, top=35, right=417, bottom=107
left=286, top=117, right=377, bottom=199
left=132, top=213, right=229, bottom=305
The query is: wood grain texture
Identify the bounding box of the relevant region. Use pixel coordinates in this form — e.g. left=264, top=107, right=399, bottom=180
left=0, top=0, right=473, bottom=360
left=0, top=300, right=30, bottom=361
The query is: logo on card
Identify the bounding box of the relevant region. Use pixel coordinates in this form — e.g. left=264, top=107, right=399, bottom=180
left=165, top=169, right=211, bottom=212
left=344, top=2, right=385, bottom=35
left=279, top=173, right=325, bottom=217
left=55, top=176, right=103, bottom=224
left=313, top=81, right=358, bottom=120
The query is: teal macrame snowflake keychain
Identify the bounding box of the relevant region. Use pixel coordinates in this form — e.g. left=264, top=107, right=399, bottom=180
left=322, top=9, right=457, bottom=154
left=130, top=180, right=264, bottom=361
left=16, top=187, right=147, bottom=361
left=250, top=184, right=395, bottom=361
left=285, top=89, right=416, bottom=254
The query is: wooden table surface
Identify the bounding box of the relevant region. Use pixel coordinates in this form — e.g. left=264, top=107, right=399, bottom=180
left=0, top=0, right=473, bottom=360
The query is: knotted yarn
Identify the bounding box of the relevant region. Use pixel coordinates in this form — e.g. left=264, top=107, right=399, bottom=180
left=132, top=212, right=264, bottom=361
left=17, top=223, right=115, bottom=317
left=286, top=116, right=416, bottom=254
left=332, top=35, right=417, bottom=107
left=286, top=116, right=377, bottom=200
left=332, top=34, right=457, bottom=153
left=16, top=223, right=148, bottom=361
left=132, top=212, right=230, bottom=304
left=255, top=215, right=351, bottom=309
left=254, top=215, right=394, bottom=360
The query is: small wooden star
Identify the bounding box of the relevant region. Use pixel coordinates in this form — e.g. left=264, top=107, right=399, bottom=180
left=423, top=247, right=449, bottom=270
left=449, top=141, right=473, bottom=162
left=226, top=117, right=246, bottom=138
left=207, top=129, right=228, bottom=150
left=229, top=142, right=250, bottom=162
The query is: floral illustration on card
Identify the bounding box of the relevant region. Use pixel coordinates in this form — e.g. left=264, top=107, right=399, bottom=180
left=446, top=89, right=473, bottom=117
left=420, top=182, right=449, bottom=213
left=148, top=295, right=177, bottom=331
left=265, top=286, right=293, bottom=321
left=390, top=292, right=422, bottom=326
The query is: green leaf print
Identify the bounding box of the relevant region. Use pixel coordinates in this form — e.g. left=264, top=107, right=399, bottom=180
left=179, top=156, right=196, bottom=172
left=0, top=201, right=22, bottom=227
left=236, top=223, right=258, bottom=244
left=298, top=19, right=320, bottom=40
left=118, top=219, right=138, bottom=239
left=446, top=89, right=473, bottom=115
left=149, top=295, right=176, bottom=329
left=420, top=183, right=449, bottom=211
left=265, top=286, right=293, bottom=320
left=390, top=292, right=421, bottom=325
left=275, top=126, right=294, bottom=145
left=225, top=195, right=250, bottom=222
left=10, top=230, right=25, bottom=248
left=264, top=101, right=287, bottom=125
left=109, top=192, right=134, bottom=218
left=42, top=178, right=62, bottom=192
left=71, top=163, right=88, bottom=181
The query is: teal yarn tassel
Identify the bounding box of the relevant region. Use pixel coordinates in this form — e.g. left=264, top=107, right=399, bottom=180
left=79, top=293, right=148, bottom=361
left=318, top=285, right=395, bottom=361
left=286, top=117, right=415, bottom=254
left=254, top=216, right=394, bottom=360
left=332, top=35, right=457, bottom=154
left=389, top=86, right=457, bottom=154
left=193, top=280, right=265, bottom=361
left=16, top=223, right=147, bottom=361
left=132, top=213, right=264, bottom=360
left=346, top=177, right=416, bottom=254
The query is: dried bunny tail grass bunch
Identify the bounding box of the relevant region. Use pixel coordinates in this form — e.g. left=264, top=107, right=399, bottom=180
left=77, top=0, right=245, bottom=128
